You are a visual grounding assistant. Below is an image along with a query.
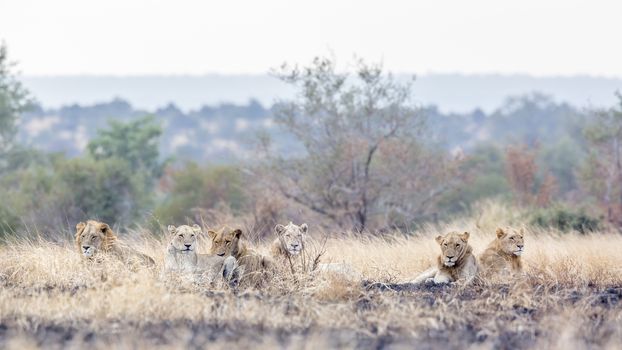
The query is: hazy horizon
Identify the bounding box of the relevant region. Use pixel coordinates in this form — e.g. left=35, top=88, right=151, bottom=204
left=20, top=73, right=622, bottom=114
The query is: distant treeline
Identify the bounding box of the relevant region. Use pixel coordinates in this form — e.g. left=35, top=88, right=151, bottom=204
left=21, top=92, right=583, bottom=163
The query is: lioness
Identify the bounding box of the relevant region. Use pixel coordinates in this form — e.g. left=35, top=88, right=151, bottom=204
left=75, top=220, right=155, bottom=266
left=208, top=226, right=271, bottom=282
left=164, top=224, right=238, bottom=285
left=411, top=231, right=478, bottom=285
left=479, top=227, right=524, bottom=277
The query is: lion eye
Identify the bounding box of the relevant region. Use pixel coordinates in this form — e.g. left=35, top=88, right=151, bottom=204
left=178, top=234, right=183, bottom=238
left=456, top=244, right=460, bottom=248
left=510, top=237, right=515, bottom=240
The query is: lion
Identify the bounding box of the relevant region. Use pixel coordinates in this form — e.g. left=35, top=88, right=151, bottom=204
left=271, top=222, right=307, bottom=260
left=479, top=227, right=524, bottom=277
left=271, top=222, right=362, bottom=280
left=75, top=220, right=155, bottom=266
left=208, top=226, right=272, bottom=283
left=411, top=231, right=478, bottom=285
left=164, top=224, right=238, bottom=285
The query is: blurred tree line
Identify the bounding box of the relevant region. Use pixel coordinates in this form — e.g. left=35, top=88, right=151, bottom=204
left=0, top=44, right=620, bottom=236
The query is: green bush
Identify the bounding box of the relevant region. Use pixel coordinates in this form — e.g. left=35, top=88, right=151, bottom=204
left=153, top=163, right=246, bottom=226
left=53, top=157, right=152, bottom=225
left=530, top=206, right=601, bottom=234
left=0, top=156, right=153, bottom=236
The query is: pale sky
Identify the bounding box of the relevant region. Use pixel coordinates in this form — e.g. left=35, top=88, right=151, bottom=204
left=1, top=0, right=621, bottom=77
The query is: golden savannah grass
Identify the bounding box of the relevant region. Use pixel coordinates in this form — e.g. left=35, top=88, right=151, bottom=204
left=0, top=216, right=621, bottom=349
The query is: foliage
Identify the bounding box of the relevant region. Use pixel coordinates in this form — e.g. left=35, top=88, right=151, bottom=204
left=580, top=93, right=622, bottom=224
left=53, top=157, right=152, bottom=226
left=505, top=144, right=538, bottom=205
left=87, top=115, right=164, bottom=180
left=529, top=205, right=601, bottom=234
left=0, top=43, right=32, bottom=170
left=504, top=144, right=558, bottom=207
left=538, top=136, right=585, bottom=196
left=489, top=93, right=584, bottom=146
left=436, top=145, right=511, bottom=215
left=263, top=57, right=463, bottom=231
left=153, top=163, right=246, bottom=226
left=0, top=41, right=620, bottom=233
left=0, top=156, right=153, bottom=235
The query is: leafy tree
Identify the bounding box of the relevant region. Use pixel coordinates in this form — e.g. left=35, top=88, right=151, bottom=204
left=580, top=93, right=622, bottom=224
left=489, top=93, right=583, bottom=146
left=0, top=114, right=165, bottom=235
left=530, top=206, right=601, bottom=234
left=261, top=57, right=462, bottom=231
left=53, top=157, right=151, bottom=226
left=0, top=43, right=32, bottom=168
left=154, top=163, right=246, bottom=225
left=505, top=144, right=558, bottom=207
left=0, top=156, right=153, bottom=235
left=436, top=144, right=510, bottom=214
left=87, top=115, right=164, bottom=180
left=538, top=136, right=585, bottom=196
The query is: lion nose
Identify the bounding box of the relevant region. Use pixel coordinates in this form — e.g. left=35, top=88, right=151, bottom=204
left=217, top=252, right=225, bottom=256
left=185, top=244, right=191, bottom=249
left=82, top=246, right=89, bottom=251
left=291, top=243, right=299, bottom=248
left=446, top=255, right=454, bottom=260
left=517, top=245, right=524, bottom=249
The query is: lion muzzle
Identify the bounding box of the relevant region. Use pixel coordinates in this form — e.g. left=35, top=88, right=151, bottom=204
left=288, top=244, right=302, bottom=255
left=444, top=255, right=456, bottom=266
left=82, top=246, right=94, bottom=257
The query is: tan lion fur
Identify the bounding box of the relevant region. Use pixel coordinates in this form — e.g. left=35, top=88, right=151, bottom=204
left=411, top=231, right=478, bottom=285
left=479, top=227, right=524, bottom=277
left=75, top=220, right=155, bottom=267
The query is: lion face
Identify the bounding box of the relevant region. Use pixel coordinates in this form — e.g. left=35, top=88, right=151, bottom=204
left=275, top=222, right=307, bottom=256
left=168, top=224, right=200, bottom=253
left=496, top=227, right=525, bottom=256
left=75, top=220, right=115, bottom=258
left=208, top=226, right=243, bottom=257
left=435, top=231, right=470, bottom=267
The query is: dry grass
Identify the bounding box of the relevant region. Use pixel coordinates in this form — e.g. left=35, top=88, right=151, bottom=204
left=1, top=218, right=622, bottom=349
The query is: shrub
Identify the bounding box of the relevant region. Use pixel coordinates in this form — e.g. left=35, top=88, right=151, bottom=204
left=530, top=206, right=601, bottom=234
left=153, top=163, right=246, bottom=227
left=0, top=156, right=153, bottom=236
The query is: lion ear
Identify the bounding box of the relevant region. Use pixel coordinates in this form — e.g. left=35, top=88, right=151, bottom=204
left=99, top=222, right=110, bottom=233
left=435, top=235, right=444, bottom=244
left=207, top=230, right=217, bottom=239
left=496, top=228, right=506, bottom=238
left=167, top=225, right=176, bottom=235
left=76, top=222, right=86, bottom=234
left=300, top=223, right=308, bottom=234
left=275, top=224, right=286, bottom=235
left=191, top=224, right=202, bottom=234
left=233, top=229, right=243, bottom=239
left=460, top=231, right=470, bottom=241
